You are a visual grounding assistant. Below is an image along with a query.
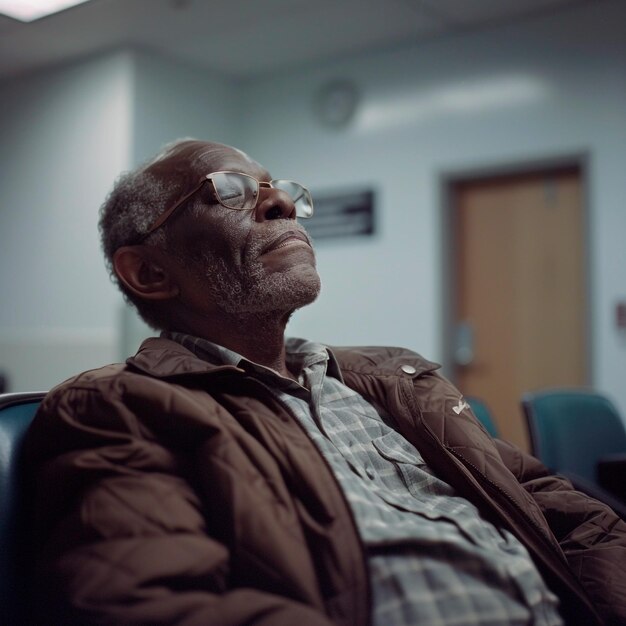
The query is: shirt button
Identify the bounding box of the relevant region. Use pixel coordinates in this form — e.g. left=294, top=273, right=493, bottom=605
left=401, top=364, right=417, bottom=375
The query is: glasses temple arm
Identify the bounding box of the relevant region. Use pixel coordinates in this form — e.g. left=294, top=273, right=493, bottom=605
left=144, top=179, right=207, bottom=235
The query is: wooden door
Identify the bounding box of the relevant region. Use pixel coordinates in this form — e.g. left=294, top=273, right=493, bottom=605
left=452, top=166, right=587, bottom=451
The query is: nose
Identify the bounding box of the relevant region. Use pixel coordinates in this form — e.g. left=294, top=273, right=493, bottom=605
left=254, top=187, right=296, bottom=222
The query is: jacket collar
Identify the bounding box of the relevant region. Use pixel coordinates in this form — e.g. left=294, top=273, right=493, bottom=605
left=331, top=345, right=441, bottom=379
left=126, top=337, right=244, bottom=379
left=126, top=337, right=442, bottom=382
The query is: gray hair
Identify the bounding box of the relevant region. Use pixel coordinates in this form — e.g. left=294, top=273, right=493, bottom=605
left=98, top=138, right=225, bottom=329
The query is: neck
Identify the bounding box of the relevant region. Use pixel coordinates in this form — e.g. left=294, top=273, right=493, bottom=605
left=170, top=307, right=296, bottom=380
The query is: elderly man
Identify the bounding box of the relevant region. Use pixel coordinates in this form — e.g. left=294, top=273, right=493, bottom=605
left=23, top=140, right=625, bottom=626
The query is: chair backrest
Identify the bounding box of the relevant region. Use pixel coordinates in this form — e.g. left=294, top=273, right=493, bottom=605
left=521, top=388, right=626, bottom=482
left=0, top=392, right=45, bottom=625
left=466, top=396, right=499, bottom=438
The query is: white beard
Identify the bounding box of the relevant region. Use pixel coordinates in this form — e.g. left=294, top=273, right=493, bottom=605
left=185, top=224, right=321, bottom=318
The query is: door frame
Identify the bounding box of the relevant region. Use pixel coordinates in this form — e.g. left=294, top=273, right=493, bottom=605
left=439, top=152, right=593, bottom=388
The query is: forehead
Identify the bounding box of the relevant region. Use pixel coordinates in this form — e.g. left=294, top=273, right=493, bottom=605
left=194, top=144, right=270, bottom=181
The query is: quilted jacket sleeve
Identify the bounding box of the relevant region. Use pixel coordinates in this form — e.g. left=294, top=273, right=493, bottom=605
left=22, top=382, right=334, bottom=626
left=494, top=437, right=626, bottom=625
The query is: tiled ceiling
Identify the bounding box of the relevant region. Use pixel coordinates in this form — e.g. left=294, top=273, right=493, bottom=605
left=0, top=0, right=594, bottom=80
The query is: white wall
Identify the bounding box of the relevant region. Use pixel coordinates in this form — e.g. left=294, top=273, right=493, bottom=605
left=0, top=51, right=133, bottom=390
left=131, top=51, right=239, bottom=165
left=235, top=0, right=626, bottom=413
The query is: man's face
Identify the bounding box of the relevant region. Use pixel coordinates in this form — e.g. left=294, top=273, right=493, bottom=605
left=165, top=144, right=321, bottom=318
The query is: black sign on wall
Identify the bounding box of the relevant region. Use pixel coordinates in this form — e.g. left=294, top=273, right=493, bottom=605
left=305, top=189, right=375, bottom=240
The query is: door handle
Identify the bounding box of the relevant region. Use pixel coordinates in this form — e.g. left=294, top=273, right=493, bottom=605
left=454, top=321, right=475, bottom=367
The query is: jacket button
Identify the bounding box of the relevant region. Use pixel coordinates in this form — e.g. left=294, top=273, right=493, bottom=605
left=401, top=364, right=417, bottom=375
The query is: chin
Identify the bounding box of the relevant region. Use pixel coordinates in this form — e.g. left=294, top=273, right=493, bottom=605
left=263, top=266, right=321, bottom=312
left=278, top=267, right=321, bottom=310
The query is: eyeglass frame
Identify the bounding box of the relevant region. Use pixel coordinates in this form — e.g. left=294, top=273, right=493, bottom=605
left=139, top=171, right=314, bottom=240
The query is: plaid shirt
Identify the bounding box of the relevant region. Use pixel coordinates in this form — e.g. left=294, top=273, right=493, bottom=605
left=166, top=332, right=563, bottom=626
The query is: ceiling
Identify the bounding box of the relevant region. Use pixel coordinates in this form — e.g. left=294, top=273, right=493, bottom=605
left=0, top=0, right=593, bottom=81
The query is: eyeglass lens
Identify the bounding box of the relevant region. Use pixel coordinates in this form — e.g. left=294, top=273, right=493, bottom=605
left=212, top=172, right=313, bottom=218
left=272, top=180, right=313, bottom=218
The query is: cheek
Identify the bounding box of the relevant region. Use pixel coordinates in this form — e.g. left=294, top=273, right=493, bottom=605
left=175, top=211, right=251, bottom=263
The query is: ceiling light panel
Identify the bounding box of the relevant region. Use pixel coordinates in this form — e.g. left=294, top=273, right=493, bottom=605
left=0, top=0, right=92, bottom=22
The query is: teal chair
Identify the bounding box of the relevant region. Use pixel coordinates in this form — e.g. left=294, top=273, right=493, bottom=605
left=466, top=396, right=499, bottom=438
left=522, top=389, right=626, bottom=482
left=0, top=392, right=45, bottom=625
left=522, top=388, right=626, bottom=517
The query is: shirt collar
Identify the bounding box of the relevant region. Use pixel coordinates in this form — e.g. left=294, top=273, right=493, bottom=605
left=161, top=331, right=344, bottom=384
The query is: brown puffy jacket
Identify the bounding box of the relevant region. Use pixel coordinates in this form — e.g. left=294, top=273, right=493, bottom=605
left=22, top=338, right=626, bottom=625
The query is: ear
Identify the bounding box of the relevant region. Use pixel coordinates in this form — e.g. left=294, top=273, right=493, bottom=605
left=113, top=246, right=179, bottom=301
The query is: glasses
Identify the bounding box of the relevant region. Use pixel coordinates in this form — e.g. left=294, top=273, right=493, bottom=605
left=143, top=171, right=314, bottom=237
